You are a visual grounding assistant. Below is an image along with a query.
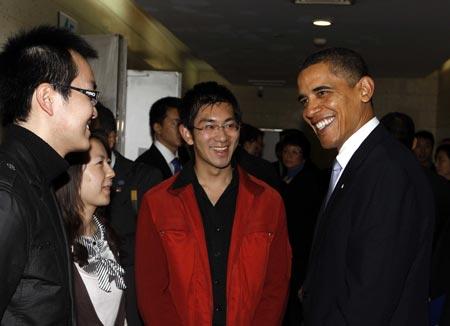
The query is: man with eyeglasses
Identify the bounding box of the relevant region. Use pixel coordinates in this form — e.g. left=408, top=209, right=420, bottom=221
left=0, top=26, right=98, bottom=325
left=135, top=81, right=291, bottom=325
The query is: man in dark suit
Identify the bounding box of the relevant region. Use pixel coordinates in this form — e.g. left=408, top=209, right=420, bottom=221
left=381, top=112, right=450, bottom=324
left=297, top=48, right=434, bottom=325
left=92, top=103, right=163, bottom=326
left=136, top=97, right=188, bottom=179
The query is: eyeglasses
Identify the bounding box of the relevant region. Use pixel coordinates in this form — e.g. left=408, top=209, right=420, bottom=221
left=54, top=84, right=100, bottom=106
left=193, top=121, right=240, bottom=135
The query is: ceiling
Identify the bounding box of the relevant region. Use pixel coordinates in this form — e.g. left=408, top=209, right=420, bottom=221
left=136, top=0, right=450, bottom=86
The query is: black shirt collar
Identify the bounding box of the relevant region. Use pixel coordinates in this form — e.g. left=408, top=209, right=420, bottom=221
left=172, top=160, right=238, bottom=190
left=7, top=125, right=69, bottom=183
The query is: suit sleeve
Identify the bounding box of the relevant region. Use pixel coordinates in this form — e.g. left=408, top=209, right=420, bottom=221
left=134, top=163, right=163, bottom=206
left=329, top=163, right=433, bottom=325
left=135, top=194, right=183, bottom=325
left=252, top=195, right=292, bottom=325
left=0, top=191, right=27, bottom=316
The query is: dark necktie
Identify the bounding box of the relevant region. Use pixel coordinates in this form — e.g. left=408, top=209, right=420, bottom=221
left=171, top=157, right=182, bottom=174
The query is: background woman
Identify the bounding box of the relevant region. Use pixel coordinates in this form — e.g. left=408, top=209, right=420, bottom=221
left=435, top=144, right=450, bottom=181
left=56, top=133, right=126, bottom=326
left=280, top=131, right=324, bottom=326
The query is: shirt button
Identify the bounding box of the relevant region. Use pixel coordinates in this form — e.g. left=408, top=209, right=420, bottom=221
left=215, top=304, right=223, bottom=312
left=213, top=279, right=220, bottom=285
left=214, top=251, right=221, bottom=257
left=216, top=227, right=222, bottom=232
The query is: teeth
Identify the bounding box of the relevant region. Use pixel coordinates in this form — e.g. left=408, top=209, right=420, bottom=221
left=315, top=117, right=334, bottom=130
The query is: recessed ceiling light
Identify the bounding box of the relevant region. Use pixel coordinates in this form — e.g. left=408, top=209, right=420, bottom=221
left=313, top=19, right=332, bottom=27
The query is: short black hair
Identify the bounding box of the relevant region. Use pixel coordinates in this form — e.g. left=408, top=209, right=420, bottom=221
left=149, top=96, right=182, bottom=138
left=181, top=81, right=241, bottom=130
left=239, top=123, right=263, bottom=145
left=436, top=144, right=450, bottom=161
left=92, top=102, right=116, bottom=134
left=380, top=112, right=415, bottom=149
left=279, top=130, right=311, bottom=159
left=299, top=47, right=370, bottom=87
left=415, top=130, right=435, bottom=148
left=0, top=25, right=98, bottom=126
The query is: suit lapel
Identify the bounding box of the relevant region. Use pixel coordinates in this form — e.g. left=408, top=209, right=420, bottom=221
left=151, top=145, right=173, bottom=179
left=306, top=125, right=387, bottom=286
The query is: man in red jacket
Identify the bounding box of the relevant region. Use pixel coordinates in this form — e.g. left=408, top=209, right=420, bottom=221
left=135, top=81, right=291, bottom=326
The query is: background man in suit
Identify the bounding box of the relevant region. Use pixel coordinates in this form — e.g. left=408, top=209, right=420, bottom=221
left=91, top=103, right=163, bottom=326
left=136, top=96, right=188, bottom=179
left=135, top=81, right=291, bottom=325
left=381, top=112, right=450, bottom=325
left=414, top=130, right=436, bottom=172
left=297, top=47, right=434, bottom=325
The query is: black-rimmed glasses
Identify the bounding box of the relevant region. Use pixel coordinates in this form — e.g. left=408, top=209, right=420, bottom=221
left=193, top=121, right=240, bottom=135
left=54, top=84, right=100, bottom=106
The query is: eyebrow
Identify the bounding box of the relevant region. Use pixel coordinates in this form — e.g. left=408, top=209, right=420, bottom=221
left=297, top=85, right=332, bottom=101
left=313, top=85, right=332, bottom=92
left=197, top=117, right=236, bottom=123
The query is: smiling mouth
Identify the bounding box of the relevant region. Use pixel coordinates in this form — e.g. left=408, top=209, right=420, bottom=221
left=314, top=117, right=335, bottom=131
left=211, top=145, right=230, bottom=155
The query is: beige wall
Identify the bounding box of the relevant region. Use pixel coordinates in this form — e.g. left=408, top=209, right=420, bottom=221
left=1, top=0, right=448, bottom=161
left=0, top=0, right=227, bottom=91
left=437, top=60, right=450, bottom=143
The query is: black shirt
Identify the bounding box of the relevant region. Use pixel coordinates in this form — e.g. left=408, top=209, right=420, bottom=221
left=172, top=162, right=238, bottom=326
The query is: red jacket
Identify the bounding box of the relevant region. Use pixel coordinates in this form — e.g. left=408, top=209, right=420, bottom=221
left=135, top=167, right=291, bottom=325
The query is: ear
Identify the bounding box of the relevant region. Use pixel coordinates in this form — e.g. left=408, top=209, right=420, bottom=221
left=358, top=76, right=375, bottom=103
left=35, top=83, right=56, bottom=116
left=153, top=122, right=163, bottom=136
left=179, top=124, right=194, bottom=145
left=412, top=137, right=418, bottom=151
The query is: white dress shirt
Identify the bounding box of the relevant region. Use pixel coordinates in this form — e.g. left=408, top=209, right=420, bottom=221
left=334, top=117, right=380, bottom=184
left=154, top=140, right=179, bottom=175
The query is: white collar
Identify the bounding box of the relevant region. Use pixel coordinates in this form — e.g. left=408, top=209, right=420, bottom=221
left=111, top=151, right=116, bottom=168
left=336, top=117, right=379, bottom=171
left=154, top=140, right=178, bottom=173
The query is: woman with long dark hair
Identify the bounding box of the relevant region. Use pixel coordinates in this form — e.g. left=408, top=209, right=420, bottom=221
left=56, top=133, right=126, bottom=326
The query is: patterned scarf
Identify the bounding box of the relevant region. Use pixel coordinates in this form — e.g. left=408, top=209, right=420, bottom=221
left=75, top=216, right=126, bottom=292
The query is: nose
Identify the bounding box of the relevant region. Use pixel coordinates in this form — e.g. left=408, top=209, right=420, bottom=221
left=106, top=163, right=115, bottom=179
left=303, top=97, right=320, bottom=120
left=214, top=125, right=228, bottom=141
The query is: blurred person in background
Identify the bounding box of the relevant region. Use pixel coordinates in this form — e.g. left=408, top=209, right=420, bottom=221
left=414, top=130, right=436, bottom=172
left=239, top=122, right=264, bottom=158
left=435, top=144, right=450, bottom=181
left=279, top=131, right=323, bottom=326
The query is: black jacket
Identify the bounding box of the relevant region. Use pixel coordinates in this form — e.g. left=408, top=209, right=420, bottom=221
left=135, top=144, right=172, bottom=179
left=109, top=151, right=163, bottom=267
left=303, top=125, right=434, bottom=326
left=109, top=151, right=162, bottom=326
left=0, top=126, right=74, bottom=325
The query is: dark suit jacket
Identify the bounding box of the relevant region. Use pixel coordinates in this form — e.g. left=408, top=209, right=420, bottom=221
left=135, top=144, right=173, bottom=180
left=303, top=125, right=434, bottom=326
left=281, top=160, right=324, bottom=285
left=110, top=151, right=163, bottom=266
left=109, top=151, right=162, bottom=326
left=234, top=146, right=282, bottom=191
